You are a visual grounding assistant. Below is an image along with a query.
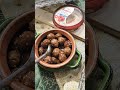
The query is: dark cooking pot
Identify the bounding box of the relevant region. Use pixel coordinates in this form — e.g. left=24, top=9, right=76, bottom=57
left=0, top=11, right=34, bottom=90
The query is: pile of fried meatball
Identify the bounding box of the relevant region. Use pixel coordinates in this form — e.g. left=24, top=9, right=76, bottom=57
left=39, top=33, right=72, bottom=64
left=7, top=19, right=35, bottom=88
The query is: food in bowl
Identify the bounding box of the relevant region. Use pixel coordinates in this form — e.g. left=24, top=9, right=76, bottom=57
left=14, top=31, right=34, bottom=50
left=8, top=50, right=20, bottom=68
left=38, top=32, right=72, bottom=64
left=7, top=19, right=35, bottom=88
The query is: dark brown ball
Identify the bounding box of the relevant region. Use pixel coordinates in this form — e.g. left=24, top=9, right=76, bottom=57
left=63, top=47, right=72, bottom=56
left=22, top=71, right=35, bottom=88
left=47, top=33, right=55, bottom=39
left=64, top=40, right=72, bottom=48
left=41, top=39, right=50, bottom=48
left=44, top=56, right=52, bottom=64
left=8, top=50, right=20, bottom=68
left=38, top=47, right=45, bottom=55
left=14, top=31, right=34, bottom=50
left=59, top=53, right=67, bottom=62
left=55, top=33, right=62, bottom=38
left=51, top=39, right=59, bottom=47
left=60, top=49, right=65, bottom=54
left=51, top=57, right=60, bottom=64
left=58, top=37, right=66, bottom=45
left=52, top=48, right=60, bottom=57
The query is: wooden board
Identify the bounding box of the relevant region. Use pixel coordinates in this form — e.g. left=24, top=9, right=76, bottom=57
left=35, top=8, right=85, bottom=40
left=87, top=0, right=120, bottom=38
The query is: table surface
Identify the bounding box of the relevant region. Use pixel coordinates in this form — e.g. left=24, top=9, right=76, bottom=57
left=88, top=0, right=120, bottom=33
left=1, top=0, right=120, bottom=90
left=0, top=0, right=34, bottom=18
left=94, top=27, right=120, bottom=90
left=87, top=1, right=120, bottom=89
left=35, top=7, right=85, bottom=90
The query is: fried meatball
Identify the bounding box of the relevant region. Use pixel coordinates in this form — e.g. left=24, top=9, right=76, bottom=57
left=64, top=40, right=72, bottom=48
left=41, top=39, right=50, bottom=48
left=22, top=71, right=35, bottom=88
left=51, top=57, right=60, bottom=64
left=44, top=56, right=52, bottom=64
left=64, top=47, right=72, bottom=56
left=51, top=39, right=59, bottom=47
left=60, top=50, right=65, bottom=54
left=29, top=19, right=35, bottom=32
left=59, top=53, right=67, bottom=62
left=58, top=37, right=66, bottom=45
left=8, top=50, right=20, bottom=68
left=14, top=31, right=34, bottom=50
left=55, top=33, right=62, bottom=38
left=47, top=33, right=55, bottom=39
left=38, top=47, right=46, bottom=55
left=52, top=48, right=60, bottom=57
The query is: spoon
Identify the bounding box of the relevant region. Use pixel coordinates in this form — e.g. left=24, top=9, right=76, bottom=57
left=0, top=45, right=52, bottom=88
left=35, top=45, right=52, bottom=63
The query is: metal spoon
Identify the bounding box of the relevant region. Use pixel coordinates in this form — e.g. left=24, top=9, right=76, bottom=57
left=35, top=45, right=52, bottom=63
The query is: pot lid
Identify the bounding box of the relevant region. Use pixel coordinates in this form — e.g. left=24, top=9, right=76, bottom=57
left=53, top=5, right=84, bottom=30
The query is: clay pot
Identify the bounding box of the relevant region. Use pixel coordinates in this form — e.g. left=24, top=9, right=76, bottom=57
left=0, top=11, right=34, bottom=90
left=35, top=30, right=76, bottom=68
left=85, top=21, right=98, bottom=79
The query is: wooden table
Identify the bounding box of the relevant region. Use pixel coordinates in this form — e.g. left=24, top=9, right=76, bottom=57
left=87, top=0, right=120, bottom=38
